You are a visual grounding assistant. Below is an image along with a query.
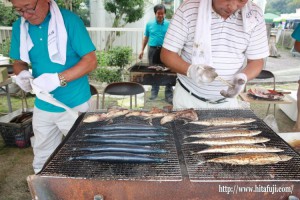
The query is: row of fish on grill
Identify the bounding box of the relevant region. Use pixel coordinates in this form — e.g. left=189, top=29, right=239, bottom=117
left=69, top=123, right=170, bottom=163
left=184, top=117, right=293, bottom=165
left=70, top=108, right=199, bottom=163
left=82, top=107, right=198, bottom=124
left=79, top=107, right=293, bottom=166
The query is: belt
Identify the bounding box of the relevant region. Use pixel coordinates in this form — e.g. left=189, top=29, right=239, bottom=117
left=177, top=79, right=227, bottom=104
left=150, top=46, right=162, bottom=49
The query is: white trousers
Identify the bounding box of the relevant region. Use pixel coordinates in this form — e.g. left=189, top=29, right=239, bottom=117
left=32, top=106, right=77, bottom=174
left=173, top=81, right=242, bottom=109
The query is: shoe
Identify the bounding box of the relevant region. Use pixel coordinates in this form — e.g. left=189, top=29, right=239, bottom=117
left=149, top=95, right=157, bottom=100
left=165, top=97, right=173, bottom=105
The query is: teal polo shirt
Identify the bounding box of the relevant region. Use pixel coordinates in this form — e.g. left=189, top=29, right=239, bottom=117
left=145, top=19, right=170, bottom=47
left=10, top=9, right=96, bottom=112
left=292, top=25, right=300, bottom=41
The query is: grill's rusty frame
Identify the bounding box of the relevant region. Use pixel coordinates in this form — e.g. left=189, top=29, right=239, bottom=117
left=27, top=176, right=300, bottom=200
left=27, top=109, right=300, bottom=199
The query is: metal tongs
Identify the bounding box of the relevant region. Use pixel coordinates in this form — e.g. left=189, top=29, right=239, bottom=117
left=216, top=76, right=234, bottom=88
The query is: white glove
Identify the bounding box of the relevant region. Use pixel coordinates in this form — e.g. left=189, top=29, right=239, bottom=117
left=220, top=73, right=247, bottom=98
left=15, top=70, right=33, bottom=92
left=33, top=73, right=60, bottom=93
left=187, top=64, right=218, bottom=84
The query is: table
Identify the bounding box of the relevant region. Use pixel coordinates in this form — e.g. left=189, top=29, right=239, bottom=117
left=239, top=92, right=292, bottom=116
left=0, top=78, right=12, bottom=113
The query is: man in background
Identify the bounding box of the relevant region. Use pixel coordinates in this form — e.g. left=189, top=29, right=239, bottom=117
left=291, top=26, right=300, bottom=131
left=138, top=4, right=173, bottom=104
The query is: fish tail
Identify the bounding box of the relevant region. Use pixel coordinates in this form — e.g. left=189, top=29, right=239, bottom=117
left=182, top=120, right=189, bottom=125
left=197, top=160, right=206, bottom=165
left=67, top=157, right=75, bottom=161
left=183, top=135, right=190, bottom=139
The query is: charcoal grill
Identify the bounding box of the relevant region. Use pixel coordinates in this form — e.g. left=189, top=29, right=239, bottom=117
left=129, top=62, right=177, bottom=86
left=27, top=109, right=300, bottom=200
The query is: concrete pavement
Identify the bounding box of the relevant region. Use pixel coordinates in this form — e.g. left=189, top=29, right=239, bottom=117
left=265, top=48, right=300, bottom=83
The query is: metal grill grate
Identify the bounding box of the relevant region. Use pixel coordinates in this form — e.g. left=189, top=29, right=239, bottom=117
left=40, top=114, right=182, bottom=181
left=40, top=109, right=300, bottom=182
left=175, top=109, right=300, bottom=182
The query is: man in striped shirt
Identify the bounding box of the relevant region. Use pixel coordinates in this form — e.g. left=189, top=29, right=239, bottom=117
left=161, top=0, right=269, bottom=109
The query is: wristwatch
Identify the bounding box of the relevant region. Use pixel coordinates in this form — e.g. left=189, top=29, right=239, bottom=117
left=58, top=73, right=67, bottom=87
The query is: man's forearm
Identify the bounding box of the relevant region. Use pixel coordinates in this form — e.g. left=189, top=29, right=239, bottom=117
left=242, top=59, right=264, bottom=81
left=60, top=51, right=97, bottom=82
left=161, top=47, right=189, bottom=75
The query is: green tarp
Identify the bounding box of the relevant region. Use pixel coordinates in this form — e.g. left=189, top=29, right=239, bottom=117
left=264, top=13, right=280, bottom=23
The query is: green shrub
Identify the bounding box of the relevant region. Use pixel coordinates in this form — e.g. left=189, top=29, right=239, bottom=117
left=96, top=50, right=109, bottom=66
left=91, top=46, right=133, bottom=83
left=107, top=46, right=132, bottom=69
left=0, top=38, right=11, bottom=57
left=90, top=66, right=122, bottom=83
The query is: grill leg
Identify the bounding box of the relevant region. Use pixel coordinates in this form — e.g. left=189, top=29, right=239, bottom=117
left=130, top=95, right=132, bottom=109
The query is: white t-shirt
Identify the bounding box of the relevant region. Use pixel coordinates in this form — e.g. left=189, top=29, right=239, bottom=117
left=163, top=0, right=269, bottom=100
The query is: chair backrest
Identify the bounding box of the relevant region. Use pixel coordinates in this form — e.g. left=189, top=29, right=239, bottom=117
left=104, top=82, right=145, bottom=96
left=254, top=70, right=276, bottom=90
left=89, top=84, right=99, bottom=109
left=244, top=70, right=276, bottom=92
left=90, top=84, right=98, bottom=96
left=102, top=82, right=145, bottom=109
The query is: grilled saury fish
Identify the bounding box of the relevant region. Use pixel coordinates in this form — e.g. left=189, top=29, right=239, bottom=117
left=203, top=153, right=292, bottom=165
left=73, top=144, right=168, bottom=154
left=195, top=144, right=284, bottom=154
left=185, top=136, right=270, bottom=146
left=189, top=117, right=256, bottom=126
left=185, top=130, right=262, bottom=139
left=69, top=152, right=167, bottom=163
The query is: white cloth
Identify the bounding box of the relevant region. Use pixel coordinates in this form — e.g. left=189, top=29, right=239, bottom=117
left=15, top=70, right=33, bottom=92
left=20, top=0, right=67, bottom=65
left=173, top=81, right=241, bottom=109
left=192, top=0, right=257, bottom=66
left=30, top=79, right=79, bottom=118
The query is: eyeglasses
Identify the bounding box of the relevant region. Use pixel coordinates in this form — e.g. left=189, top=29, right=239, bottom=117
left=14, top=0, right=39, bottom=16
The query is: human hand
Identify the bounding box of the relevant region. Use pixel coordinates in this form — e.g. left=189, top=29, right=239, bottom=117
left=187, top=64, right=218, bottom=84
left=138, top=51, right=144, bottom=60
left=220, top=73, right=247, bottom=98
left=15, top=70, right=33, bottom=92
left=32, top=73, right=60, bottom=93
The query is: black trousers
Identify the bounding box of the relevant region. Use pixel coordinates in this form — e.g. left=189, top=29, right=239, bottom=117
left=148, top=47, right=173, bottom=99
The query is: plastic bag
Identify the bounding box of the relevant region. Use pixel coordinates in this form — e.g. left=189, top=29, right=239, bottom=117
left=263, top=114, right=279, bottom=133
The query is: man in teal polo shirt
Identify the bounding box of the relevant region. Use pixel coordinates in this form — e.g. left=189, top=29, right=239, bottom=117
left=9, top=0, right=97, bottom=173
left=138, top=4, right=173, bottom=104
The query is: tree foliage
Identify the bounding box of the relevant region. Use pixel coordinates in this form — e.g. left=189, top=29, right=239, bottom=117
left=0, top=2, right=18, bottom=26
left=103, top=0, right=145, bottom=49
left=265, top=0, right=300, bottom=14
left=104, top=0, right=145, bottom=28
left=56, top=0, right=90, bottom=26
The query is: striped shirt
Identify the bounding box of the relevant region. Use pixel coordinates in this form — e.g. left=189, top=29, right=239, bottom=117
left=163, top=0, right=269, bottom=100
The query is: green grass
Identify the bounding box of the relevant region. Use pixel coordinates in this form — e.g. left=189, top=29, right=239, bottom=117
left=0, top=95, right=35, bottom=115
